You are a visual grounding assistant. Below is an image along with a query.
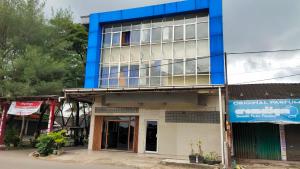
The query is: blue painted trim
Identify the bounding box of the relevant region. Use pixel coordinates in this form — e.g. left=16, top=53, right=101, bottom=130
left=84, top=0, right=224, bottom=88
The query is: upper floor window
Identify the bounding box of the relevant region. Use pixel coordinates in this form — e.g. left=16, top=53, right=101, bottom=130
left=100, top=12, right=210, bottom=88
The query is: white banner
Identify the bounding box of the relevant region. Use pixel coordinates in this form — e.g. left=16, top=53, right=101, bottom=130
left=8, top=101, right=43, bottom=116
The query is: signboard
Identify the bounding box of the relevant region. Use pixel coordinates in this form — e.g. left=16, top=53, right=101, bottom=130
left=8, top=101, right=43, bottom=116
left=229, top=99, right=300, bottom=123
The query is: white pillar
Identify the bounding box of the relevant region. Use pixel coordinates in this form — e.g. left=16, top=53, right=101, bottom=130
left=218, top=87, right=225, bottom=165
left=279, top=124, right=287, bottom=161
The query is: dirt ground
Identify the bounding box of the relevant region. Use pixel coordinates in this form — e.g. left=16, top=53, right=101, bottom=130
left=236, top=159, right=300, bottom=169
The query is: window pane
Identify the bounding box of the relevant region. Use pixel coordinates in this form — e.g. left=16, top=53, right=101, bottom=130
left=109, top=65, right=119, bottom=78
left=161, top=59, right=172, bottom=76
left=197, top=40, right=209, bottom=57
left=174, top=42, right=184, bottom=59
left=162, top=43, right=172, bottom=59
left=140, top=61, right=149, bottom=77
left=130, top=64, right=139, bottom=77
left=130, top=46, right=140, bottom=62
left=132, top=22, right=141, bottom=30
left=141, top=29, right=150, bottom=44
left=111, top=48, right=120, bottom=62
left=102, top=49, right=110, bottom=64
left=141, top=21, right=151, bottom=29
left=109, top=78, right=118, bottom=88
left=185, top=41, right=196, bottom=58
left=101, top=65, right=109, bottom=78
left=121, top=31, right=130, bottom=46
left=197, top=57, right=209, bottom=73
left=100, top=79, right=108, bottom=88
left=162, top=27, right=172, bottom=42
left=197, top=22, right=208, bottom=39
left=112, top=24, right=121, bottom=32
left=112, top=33, right=120, bottom=46
left=174, top=16, right=184, bottom=25
left=141, top=46, right=150, bottom=61
left=197, top=75, right=210, bottom=84
left=197, top=13, right=208, bottom=22
left=152, top=28, right=161, bottom=43
left=122, top=23, right=131, bottom=31
left=150, top=77, right=160, bottom=86
left=152, top=18, right=162, bottom=27
left=185, top=14, right=196, bottom=24
left=173, top=76, right=184, bottom=86
left=103, top=33, right=111, bottom=47
left=173, top=59, right=184, bottom=75
left=185, top=75, right=196, bottom=85
left=186, top=58, right=196, bottom=75
left=104, top=25, right=112, bottom=33
left=186, top=24, right=196, bottom=40
left=174, top=26, right=184, bottom=41
left=120, top=47, right=130, bottom=62
left=120, top=64, right=129, bottom=78
left=162, top=18, right=173, bottom=26
left=161, top=76, right=172, bottom=86
left=131, top=30, right=140, bottom=45
left=151, top=60, right=161, bottom=76
left=151, top=44, right=161, bottom=60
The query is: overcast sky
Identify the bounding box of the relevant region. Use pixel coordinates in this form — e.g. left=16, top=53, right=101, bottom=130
left=45, top=0, right=300, bottom=84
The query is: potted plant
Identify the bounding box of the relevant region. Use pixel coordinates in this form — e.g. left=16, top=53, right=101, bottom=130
left=203, top=152, right=220, bottom=165
left=196, top=140, right=204, bottom=163
left=188, top=143, right=197, bottom=163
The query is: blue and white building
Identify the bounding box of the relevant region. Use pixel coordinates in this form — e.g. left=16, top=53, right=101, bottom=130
left=67, top=0, right=226, bottom=161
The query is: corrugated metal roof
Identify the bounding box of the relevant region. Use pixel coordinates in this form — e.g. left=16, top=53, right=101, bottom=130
left=229, top=83, right=300, bottom=100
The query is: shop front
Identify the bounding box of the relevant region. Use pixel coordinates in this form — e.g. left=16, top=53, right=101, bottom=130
left=229, top=98, right=300, bottom=161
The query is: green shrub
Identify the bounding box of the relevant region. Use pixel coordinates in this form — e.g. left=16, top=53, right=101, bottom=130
left=36, top=130, right=67, bottom=156
left=4, top=126, right=20, bottom=147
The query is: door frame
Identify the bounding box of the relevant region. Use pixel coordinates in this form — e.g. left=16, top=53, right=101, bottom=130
left=144, top=120, right=158, bottom=153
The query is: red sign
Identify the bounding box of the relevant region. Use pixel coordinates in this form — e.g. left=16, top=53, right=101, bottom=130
left=8, top=101, right=43, bottom=116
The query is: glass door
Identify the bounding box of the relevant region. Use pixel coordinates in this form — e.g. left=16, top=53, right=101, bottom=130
left=145, top=121, right=158, bottom=152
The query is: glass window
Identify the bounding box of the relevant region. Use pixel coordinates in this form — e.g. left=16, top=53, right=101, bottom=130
left=162, top=27, right=172, bottom=42
left=121, top=31, right=131, bottom=46
left=197, top=13, right=208, bottom=22
left=130, top=46, right=140, bottom=62
left=162, top=18, right=173, bottom=26
left=186, top=58, right=196, bottom=75
left=150, top=77, right=160, bottom=86
left=141, top=45, right=150, bottom=61
left=185, top=41, right=196, bottom=58
left=197, top=40, right=209, bottom=57
left=131, top=30, right=140, bottom=45
left=186, top=24, right=196, bottom=40
left=151, top=44, right=161, bottom=60
left=102, top=49, right=110, bottom=64
left=109, top=65, right=119, bottom=78
left=103, top=33, right=111, bottom=47
left=122, top=23, right=131, bottom=31
left=101, top=65, right=109, bottom=78
left=140, top=61, right=149, bottom=77
left=174, top=16, right=184, bottom=25
left=173, top=59, right=184, bottom=75
left=174, top=25, right=184, bottom=41
left=151, top=60, right=161, bottom=77
left=141, top=20, right=151, bottom=29
left=162, top=43, right=172, bottom=59
left=129, top=64, right=139, bottom=87
left=197, top=57, right=209, bottom=73
left=120, top=47, right=130, bottom=62
left=112, top=33, right=120, bottom=46
left=161, top=59, right=172, bottom=76
left=112, top=24, right=121, bottom=32
left=100, top=79, right=108, bottom=88
left=152, top=18, right=162, bottom=27
left=120, top=65, right=129, bottom=78
left=197, top=22, right=208, bottom=39
left=104, top=25, right=112, bottom=33
left=110, top=48, right=120, bottom=63
left=132, top=21, right=141, bottom=30
left=151, top=28, right=161, bottom=43
left=185, top=14, right=196, bottom=24
left=174, top=42, right=184, bottom=59
left=141, top=29, right=150, bottom=44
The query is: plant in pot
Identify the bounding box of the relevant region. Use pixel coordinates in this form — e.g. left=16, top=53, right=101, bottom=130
left=196, top=140, right=204, bottom=163
left=188, top=143, right=197, bottom=163
left=203, top=152, right=220, bottom=165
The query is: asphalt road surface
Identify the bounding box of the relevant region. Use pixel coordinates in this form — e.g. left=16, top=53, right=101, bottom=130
left=0, top=149, right=135, bottom=169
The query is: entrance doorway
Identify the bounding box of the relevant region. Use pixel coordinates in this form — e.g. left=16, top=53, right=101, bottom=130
left=285, top=124, right=300, bottom=161
left=101, top=116, right=136, bottom=151
left=145, top=121, right=157, bottom=152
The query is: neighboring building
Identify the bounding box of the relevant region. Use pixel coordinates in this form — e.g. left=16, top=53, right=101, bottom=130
left=229, top=84, right=300, bottom=161
left=65, top=0, right=226, bottom=161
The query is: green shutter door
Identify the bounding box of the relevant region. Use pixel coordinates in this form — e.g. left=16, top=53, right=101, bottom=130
left=233, top=123, right=281, bottom=160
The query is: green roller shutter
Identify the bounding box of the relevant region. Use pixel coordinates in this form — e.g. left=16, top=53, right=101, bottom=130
left=233, top=123, right=281, bottom=160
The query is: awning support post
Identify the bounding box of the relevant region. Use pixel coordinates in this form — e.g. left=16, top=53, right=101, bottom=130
left=218, top=87, right=225, bottom=165
left=47, top=100, right=56, bottom=133
left=0, top=103, right=9, bottom=149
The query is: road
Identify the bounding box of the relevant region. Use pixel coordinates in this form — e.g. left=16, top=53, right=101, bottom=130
left=0, top=149, right=135, bottom=169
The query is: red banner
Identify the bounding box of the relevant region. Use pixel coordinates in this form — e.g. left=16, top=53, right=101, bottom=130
left=8, top=101, right=43, bottom=116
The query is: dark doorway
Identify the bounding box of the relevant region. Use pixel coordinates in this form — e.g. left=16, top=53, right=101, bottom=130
left=101, top=116, right=135, bottom=151
left=285, top=124, right=300, bottom=161
left=145, top=121, right=157, bottom=152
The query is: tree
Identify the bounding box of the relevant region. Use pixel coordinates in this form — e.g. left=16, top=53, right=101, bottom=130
left=0, top=0, right=88, bottom=97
